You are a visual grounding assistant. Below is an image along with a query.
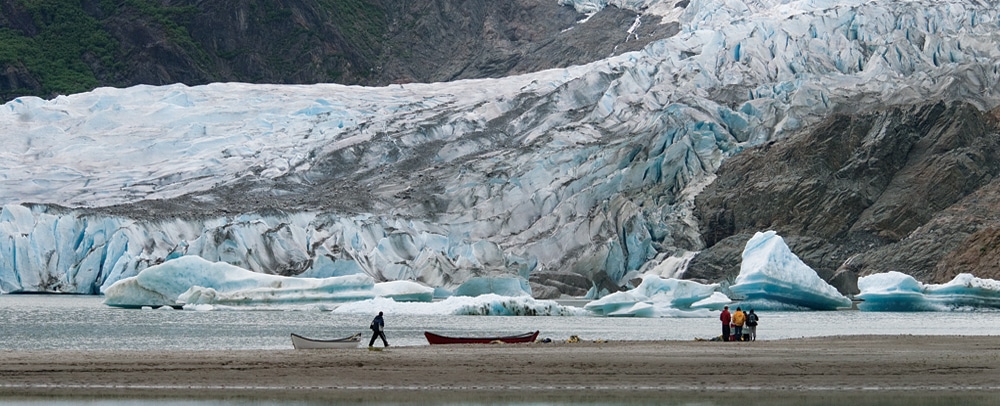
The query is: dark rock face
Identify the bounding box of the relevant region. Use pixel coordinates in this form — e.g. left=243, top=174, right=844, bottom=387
left=935, top=225, right=1000, bottom=282
left=0, top=64, right=39, bottom=96
left=529, top=282, right=562, bottom=299
left=690, top=102, right=1000, bottom=289
left=529, top=270, right=593, bottom=297
left=371, top=1, right=677, bottom=84
left=0, top=0, right=674, bottom=102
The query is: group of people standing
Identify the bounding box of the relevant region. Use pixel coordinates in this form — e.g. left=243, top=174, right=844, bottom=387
left=370, top=308, right=759, bottom=347
left=719, top=305, right=758, bottom=341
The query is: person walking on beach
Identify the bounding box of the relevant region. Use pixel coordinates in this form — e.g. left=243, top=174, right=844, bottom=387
left=732, top=307, right=746, bottom=341
left=368, top=311, right=389, bottom=348
left=746, top=309, right=759, bottom=341
left=720, top=306, right=731, bottom=341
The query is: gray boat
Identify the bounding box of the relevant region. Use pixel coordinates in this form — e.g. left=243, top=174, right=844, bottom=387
left=290, top=332, right=362, bottom=349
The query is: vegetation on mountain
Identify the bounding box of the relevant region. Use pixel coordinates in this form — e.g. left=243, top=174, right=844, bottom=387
left=0, top=0, right=667, bottom=102
left=0, top=0, right=118, bottom=98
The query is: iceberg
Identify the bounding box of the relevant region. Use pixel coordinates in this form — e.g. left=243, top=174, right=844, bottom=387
left=730, top=231, right=851, bottom=310
left=856, top=272, right=1000, bottom=311
left=584, top=274, right=727, bottom=317
left=103, top=256, right=432, bottom=308
left=373, top=281, right=437, bottom=303
left=102, top=255, right=586, bottom=315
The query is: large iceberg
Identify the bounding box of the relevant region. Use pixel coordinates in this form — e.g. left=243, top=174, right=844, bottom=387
left=105, top=255, right=587, bottom=315
left=584, top=274, right=728, bottom=317
left=583, top=230, right=860, bottom=317
left=730, top=231, right=851, bottom=310
left=104, top=256, right=432, bottom=308
left=856, top=271, right=1000, bottom=311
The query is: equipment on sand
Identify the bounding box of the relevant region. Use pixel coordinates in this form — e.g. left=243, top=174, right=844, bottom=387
left=423, top=330, right=539, bottom=345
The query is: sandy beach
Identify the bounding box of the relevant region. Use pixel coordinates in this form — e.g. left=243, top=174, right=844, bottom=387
left=1, top=335, right=998, bottom=402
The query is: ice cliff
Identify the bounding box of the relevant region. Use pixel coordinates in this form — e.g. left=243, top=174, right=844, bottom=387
left=2, top=0, right=1000, bottom=296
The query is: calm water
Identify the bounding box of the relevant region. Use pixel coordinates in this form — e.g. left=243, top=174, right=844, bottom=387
left=2, top=295, right=999, bottom=405
left=0, top=295, right=998, bottom=350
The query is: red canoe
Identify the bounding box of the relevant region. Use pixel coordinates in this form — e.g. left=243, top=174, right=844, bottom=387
left=424, top=330, right=539, bottom=345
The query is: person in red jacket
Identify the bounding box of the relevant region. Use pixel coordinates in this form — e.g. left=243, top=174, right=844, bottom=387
left=720, top=306, right=731, bottom=341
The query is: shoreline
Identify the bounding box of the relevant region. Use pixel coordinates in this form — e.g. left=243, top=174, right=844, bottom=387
left=2, top=335, right=998, bottom=401
left=4, top=388, right=999, bottom=405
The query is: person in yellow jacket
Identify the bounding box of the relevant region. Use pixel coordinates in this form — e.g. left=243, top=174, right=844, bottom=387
left=731, top=307, right=746, bottom=341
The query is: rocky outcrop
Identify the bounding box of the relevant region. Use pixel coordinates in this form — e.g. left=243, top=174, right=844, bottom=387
left=0, top=64, right=39, bottom=99
left=529, top=270, right=593, bottom=298
left=935, top=226, right=1000, bottom=282
left=690, top=102, right=1000, bottom=289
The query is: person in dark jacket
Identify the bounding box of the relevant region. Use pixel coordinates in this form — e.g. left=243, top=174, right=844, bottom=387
left=368, top=311, right=389, bottom=348
left=720, top=306, right=731, bottom=342
left=746, top=309, right=760, bottom=341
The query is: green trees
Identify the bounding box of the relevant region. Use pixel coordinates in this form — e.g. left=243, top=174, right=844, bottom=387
left=0, top=0, right=201, bottom=100
left=1, top=1, right=115, bottom=97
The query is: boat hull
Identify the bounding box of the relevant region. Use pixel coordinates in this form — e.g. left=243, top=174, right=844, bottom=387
left=291, top=333, right=361, bottom=349
left=424, top=330, right=539, bottom=345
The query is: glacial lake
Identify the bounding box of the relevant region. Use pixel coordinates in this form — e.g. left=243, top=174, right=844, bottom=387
left=0, top=294, right=997, bottom=350
left=2, top=295, right=998, bottom=406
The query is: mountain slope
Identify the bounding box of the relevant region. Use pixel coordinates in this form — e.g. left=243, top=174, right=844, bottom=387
left=0, top=0, right=672, bottom=102
left=690, top=102, right=1000, bottom=289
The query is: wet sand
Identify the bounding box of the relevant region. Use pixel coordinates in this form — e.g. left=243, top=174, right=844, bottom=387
left=1, top=335, right=998, bottom=402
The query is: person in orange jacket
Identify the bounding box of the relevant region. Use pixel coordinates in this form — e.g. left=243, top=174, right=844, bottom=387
left=732, top=307, right=746, bottom=341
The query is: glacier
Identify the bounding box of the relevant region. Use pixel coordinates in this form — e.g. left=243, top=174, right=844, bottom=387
left=2, top=0, right=1000, bottom=300
left=856, top=271, right=1000, bottom=311
left=730, top=231, right=852, bottom=310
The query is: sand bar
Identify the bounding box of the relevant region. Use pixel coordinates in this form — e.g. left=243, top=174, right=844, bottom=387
left=1, top=335, right=998, bottom=402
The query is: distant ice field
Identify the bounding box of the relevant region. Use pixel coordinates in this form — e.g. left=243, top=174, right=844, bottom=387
left=1, top=295, right=996, bottom=351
